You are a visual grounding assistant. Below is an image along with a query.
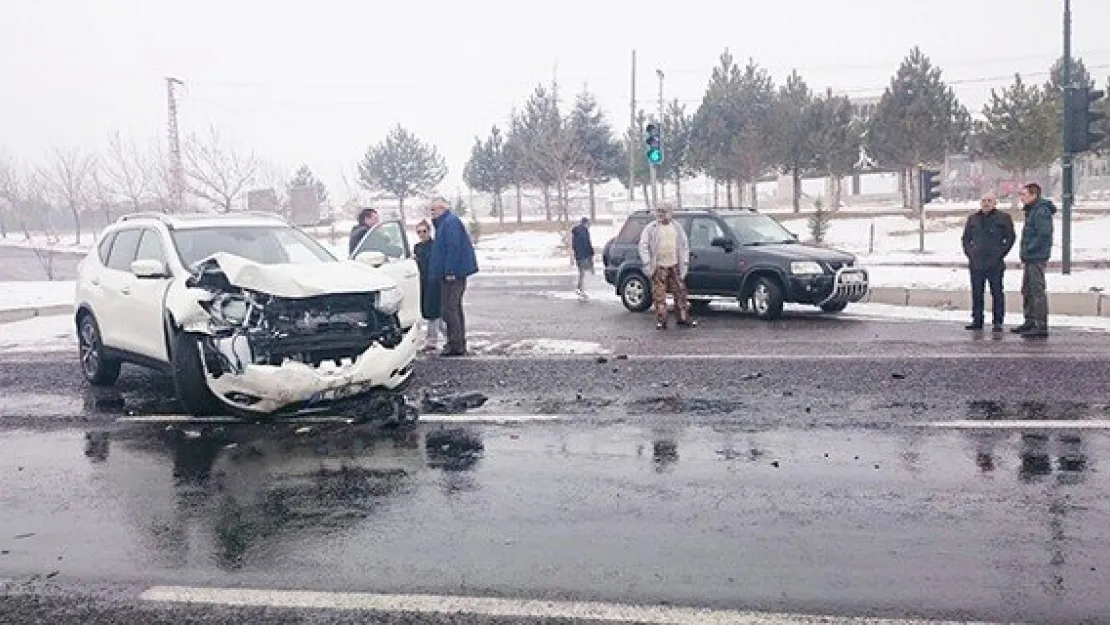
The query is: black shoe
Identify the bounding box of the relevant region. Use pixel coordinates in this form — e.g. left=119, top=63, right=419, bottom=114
left=965, top=323, right=984, bottom=330
left=1020, top=326, right=1049, bottom=338
left=677, top=319, right=698, bottom=328
left=1010, top=322, right=1032, bottom=334
left=440, top=347, right=468, bottom=357
left=992, top=324, right=1004, bottom=333
left=656, top=320, right=667, bottom=330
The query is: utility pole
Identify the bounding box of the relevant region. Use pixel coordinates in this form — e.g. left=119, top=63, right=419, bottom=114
left=648, top=115, right=659, bottom=209
left=628, top=50, right=637, bottom=204
left=1061, top=0, right=1075, bottom=274
left=166, top=76, right=185, bottom=213
left=657, top=68, right=665, bottom=201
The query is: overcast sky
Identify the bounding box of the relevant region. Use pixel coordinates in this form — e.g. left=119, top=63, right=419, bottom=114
left=2, top=0, right=1109, bottom=201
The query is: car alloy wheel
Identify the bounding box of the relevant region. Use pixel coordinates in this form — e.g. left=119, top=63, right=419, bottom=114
left=79, top=317, right=101, bottom=379
left=752, top=283, right=771, bottom=315
left=621, top=274, right=649, bottom=311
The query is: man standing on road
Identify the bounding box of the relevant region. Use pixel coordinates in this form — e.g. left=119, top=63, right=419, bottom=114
left=1012, top=182, right=1056, bottom=338
left=348, top=208, right=379, bottom=256
left=961, top=192, right=1015, bottom=332
left=570, top=217, right=594, bottom=300
left=428, top=198, right=479, bottom=356
left=638, top=203, right=696, bottom=330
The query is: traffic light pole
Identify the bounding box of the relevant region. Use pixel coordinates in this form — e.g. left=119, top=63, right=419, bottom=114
left=649, top=155, right=659, bottom=209
left=1061, top=0, right=1074, bottom=275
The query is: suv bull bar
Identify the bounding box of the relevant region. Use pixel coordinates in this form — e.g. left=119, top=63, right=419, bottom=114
left=818, top=267, right=870, bottom=307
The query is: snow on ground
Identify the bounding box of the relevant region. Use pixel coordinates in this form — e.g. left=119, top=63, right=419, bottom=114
left=0, top=281, right=76, bottom=311
left=866, top=266, right=1110, bottom=293
left=0, top=315, right=75, bottom=352
left=842, top=303, right=1110, bottom=332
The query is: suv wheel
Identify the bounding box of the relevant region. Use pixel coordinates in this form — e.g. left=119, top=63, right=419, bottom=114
left=619, top=272, right=652, bottom=313
left=749, top=277, right=785, bottom=321
left=77, top=313, right=121, bottom=386
left=170, top=330, right=225, bottom=416
left=820, top=300, right=849, bottom=313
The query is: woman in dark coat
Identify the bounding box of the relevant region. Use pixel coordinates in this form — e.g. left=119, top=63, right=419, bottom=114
left=412, top=220, right=443, bottom=352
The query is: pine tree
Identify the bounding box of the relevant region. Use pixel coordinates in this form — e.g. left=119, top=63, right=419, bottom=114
left=357, top=125, right=447, bottom=224
left=662, top=99, right=696, bottom=208
left=774, top=70, right=818, bottom=212
left=979, top=74, right=1058, bottom=182
left=462, top=125, right=509, bottom=222
left=810, top=93, right=863, bottom=210
left=570, top=89, right=622, bottom=220
left=288, top=164, right=329, bottom=205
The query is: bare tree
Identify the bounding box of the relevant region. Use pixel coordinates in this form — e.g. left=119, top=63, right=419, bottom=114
left=45, top=147, right=95, bottom=244
left=0, top=157, right=59, bottom=278
left=183, top=126, right=259, bottom=212
left=104, top=131, right=152, bottom=214
left=148, top=141, right=178, bottom=212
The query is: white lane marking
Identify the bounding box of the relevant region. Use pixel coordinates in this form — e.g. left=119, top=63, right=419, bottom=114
left=418, top=413, right=565, bottom=424
left=454, top=351, right=1106, bottom=361
left=138, top=585, right=996, bottom=624
left=117, top=414, right=566, bottom=425
left=917, top=420, right=1110, bottom=430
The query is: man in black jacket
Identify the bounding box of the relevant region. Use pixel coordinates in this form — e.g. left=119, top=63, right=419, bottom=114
left=570, top=217, right=594, bottom=300
left=961, top=192, right=1015, bottom=332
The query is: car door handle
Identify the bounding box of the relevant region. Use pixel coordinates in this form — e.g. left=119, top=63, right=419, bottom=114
left=121, top=286, right=131, bottom=295
left=404, top=271, right=417, bottom=278
left=91, top=278, right=100, bottom=286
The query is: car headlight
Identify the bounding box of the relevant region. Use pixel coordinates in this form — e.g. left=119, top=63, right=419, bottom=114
left=374, top=287, right=403, bottom=315
left=790, top=261, right=823, bottom=275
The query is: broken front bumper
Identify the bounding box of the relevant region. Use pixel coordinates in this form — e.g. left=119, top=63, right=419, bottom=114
left=204, top=324, right=421, bottom=415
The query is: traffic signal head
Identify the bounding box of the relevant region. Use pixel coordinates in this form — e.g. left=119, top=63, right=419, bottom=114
left=920, top=168, right=941, bottom=206
left=644, top=122, right=663, bottom=165
left=1065, top=87, right=1107, bottom=153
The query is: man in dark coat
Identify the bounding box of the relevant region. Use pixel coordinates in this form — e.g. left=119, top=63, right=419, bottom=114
left=427, top=198, right=479, bottom=357
left=570, top=217, right=594, bottom=300
left=348, top=208, right=379, bottom=256
left=961, top=191, right=1015, bottom=332
left=1012, top=182, right=1056, bottom=338
left=412, top=219, right=443, bottom=353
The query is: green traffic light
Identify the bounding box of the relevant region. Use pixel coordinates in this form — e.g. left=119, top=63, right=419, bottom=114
left=646, top=148, right=663, bottom=164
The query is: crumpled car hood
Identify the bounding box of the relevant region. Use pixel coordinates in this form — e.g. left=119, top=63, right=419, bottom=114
left=196, top=252, right=397, bottom=298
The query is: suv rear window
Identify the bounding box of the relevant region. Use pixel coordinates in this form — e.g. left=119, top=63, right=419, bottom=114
left=615, top=215, right=651, bottom=244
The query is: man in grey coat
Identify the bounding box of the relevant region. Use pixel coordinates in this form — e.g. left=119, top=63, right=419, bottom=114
left=638, top=204, right=696, bottom=330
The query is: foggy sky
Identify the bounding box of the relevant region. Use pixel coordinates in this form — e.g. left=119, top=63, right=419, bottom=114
left=2, top=0, right=1108, bottom=199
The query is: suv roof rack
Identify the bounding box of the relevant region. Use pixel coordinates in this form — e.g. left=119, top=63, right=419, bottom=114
left=117, top=212, right=172, bottom=223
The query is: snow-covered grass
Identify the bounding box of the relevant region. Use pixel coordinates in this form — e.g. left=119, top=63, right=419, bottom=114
left=0, top=281, right=76, bottom=312
left=842, top=303, right=1110, bottom=332
left=867, top=266, right=1110, bottom=294
left=0, top=315, right=75, bottom=352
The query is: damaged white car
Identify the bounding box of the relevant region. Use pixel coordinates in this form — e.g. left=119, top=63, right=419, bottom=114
left=74, top=212, right=422, bottom=418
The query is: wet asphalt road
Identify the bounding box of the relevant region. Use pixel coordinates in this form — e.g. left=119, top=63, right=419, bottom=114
left=4, top=285, right=1110, bottom=622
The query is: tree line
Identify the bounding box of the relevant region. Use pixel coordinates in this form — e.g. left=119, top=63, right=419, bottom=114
left=453, top=46, right=1110, bottom=220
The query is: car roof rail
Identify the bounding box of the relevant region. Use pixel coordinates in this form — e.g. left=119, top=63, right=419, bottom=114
left=117, top=212, right=171, bottom=223
left=235, top=211, right=288, bottom=222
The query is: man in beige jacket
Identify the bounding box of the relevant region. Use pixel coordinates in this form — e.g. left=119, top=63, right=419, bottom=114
left=638, top=204, right=697, bottom=330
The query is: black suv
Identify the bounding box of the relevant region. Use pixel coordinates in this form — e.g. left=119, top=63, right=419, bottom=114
left=601, top=208, right=869, bottom=320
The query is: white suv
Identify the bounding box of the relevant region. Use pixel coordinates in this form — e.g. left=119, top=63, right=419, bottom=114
left=74, top=212, right=422, bottom=418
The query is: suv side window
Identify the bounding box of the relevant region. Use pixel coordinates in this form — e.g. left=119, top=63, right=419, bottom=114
left=688, top=217, right=725, bottom=249
left=97, top=232, right=117, bottom=265
left=615, top=216, right=650, bottom=244
left=356, top=221, right=408, bottom=259
left=105, top=229, right=142, bottom=272
left=134, top=229, right=167, bottom=264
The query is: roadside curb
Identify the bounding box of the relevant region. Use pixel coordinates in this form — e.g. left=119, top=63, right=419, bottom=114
left=864, top=287, right=1110, bottom=317
left=0, top=304, right=73, bottom=324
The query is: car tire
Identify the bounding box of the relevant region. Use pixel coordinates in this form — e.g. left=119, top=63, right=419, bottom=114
left=170, top=330, right=224, bottom=417
left=820, top=300, right=849, bottom=313
left=619, top=272, right=652, bottom=313
left=749, top=277, right=785, bottom=321
left=77, top=312, right=121, bottom=386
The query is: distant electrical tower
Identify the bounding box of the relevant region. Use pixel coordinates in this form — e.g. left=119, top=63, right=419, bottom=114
left=165, top=76, right=185, bottom=212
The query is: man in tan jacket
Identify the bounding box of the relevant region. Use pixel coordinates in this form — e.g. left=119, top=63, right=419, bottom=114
left=638, top=204, right=697, bottom=330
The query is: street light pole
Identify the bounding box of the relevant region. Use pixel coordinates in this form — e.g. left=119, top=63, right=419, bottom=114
left=656, top=68, right=665, bottom=202
left=1061, top=0, right=1074, bottom=274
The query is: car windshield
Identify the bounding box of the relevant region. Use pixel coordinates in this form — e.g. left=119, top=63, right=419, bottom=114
left=171, top=225, right=337, bottom=268
left=720, top=214, right=797, bottom=245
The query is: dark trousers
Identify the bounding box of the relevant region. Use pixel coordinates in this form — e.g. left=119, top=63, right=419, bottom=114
left=440, top=277, right=468, bottom=352
left=1021, top=262, right=1048, bottom=327
left=969, top=267, right=1005, bottom=326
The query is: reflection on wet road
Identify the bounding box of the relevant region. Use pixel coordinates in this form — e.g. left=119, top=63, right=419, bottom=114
left=1, top=420, right=1108, bottom=623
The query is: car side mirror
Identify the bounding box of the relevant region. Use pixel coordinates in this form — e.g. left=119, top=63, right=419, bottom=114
left=711, top=236, right=735, bottom=250
left=130, top=259, right=168, bottom=279
left=355, top=251, right=387, bottom=267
